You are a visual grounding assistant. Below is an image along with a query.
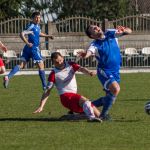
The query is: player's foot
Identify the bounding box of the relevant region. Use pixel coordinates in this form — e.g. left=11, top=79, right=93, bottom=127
left=88, top=117, right=102, bottom=123
left=43, top=87, right=47, bottom=92
left=3, top=76, right=9, bottom=88
left=100, top=114, right=112, bottom=121
left=68, top=111, right=74, bottom=114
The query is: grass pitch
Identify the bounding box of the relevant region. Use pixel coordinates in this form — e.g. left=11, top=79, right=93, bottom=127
left=0, top=73, right=150, bottom=150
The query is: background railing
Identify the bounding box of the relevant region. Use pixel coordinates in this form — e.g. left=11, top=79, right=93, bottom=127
left=1, top=49, right=150, bottom=70
left=1, top=15, right=150, bottom=70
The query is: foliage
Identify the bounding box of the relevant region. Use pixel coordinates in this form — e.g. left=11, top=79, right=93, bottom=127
left=0, top=0, right=131, bottom=22
left=50, top=0, right=131, bottom=21
left=0, top=0, right=22, bottom=20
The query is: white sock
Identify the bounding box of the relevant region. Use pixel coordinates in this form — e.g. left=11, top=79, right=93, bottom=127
left=83, top=101, right=95, bottom=119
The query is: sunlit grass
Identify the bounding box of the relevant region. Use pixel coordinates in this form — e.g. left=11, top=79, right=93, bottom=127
left=0, top=73, right=150, bottom=150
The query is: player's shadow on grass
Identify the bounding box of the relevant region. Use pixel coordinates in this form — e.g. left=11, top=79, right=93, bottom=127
left=0, top=114, right=88, bottom=122
left=120, top=98, right=148, bottom=101
left=113, top=118, right=141, bottom=122
left=0, top=116, right=141, bottom=123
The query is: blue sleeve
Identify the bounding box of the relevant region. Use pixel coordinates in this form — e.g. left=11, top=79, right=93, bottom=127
left=25, top=23, right=34, bottom=31
left=105, top=29, right=116, bottom=38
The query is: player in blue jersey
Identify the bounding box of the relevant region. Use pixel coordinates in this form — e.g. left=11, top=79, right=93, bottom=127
left=78, top=25, right=132, bottom=120
left=3, top=11, right=54, bottom=90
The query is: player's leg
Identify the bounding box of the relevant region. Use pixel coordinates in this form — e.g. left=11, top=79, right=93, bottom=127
left=79, top=96, right=100, bottom=118
left=92, top=82, right=119, bottom=107
left=3, top=46, right=28, bottom=88
left=0, top=66, right=6, bottom=74
left=36, top=61, right=47, bottom=90
left=79, top=96, right=102, bottom=122
left=100, top=82, right=120, bottom=119
left=0, top=58, right=6, bottom=74
left=92, top=69, right=120, bottom=120
left=60, top=93, right=102, bottom=122
left=3, top=61, right=26, bottom=88
left=92, top=69, right=108, bottom=107
left=32, top=47, right=47, bottom=90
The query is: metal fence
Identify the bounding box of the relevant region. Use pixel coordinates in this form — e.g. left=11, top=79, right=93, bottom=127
left=1, top=15, right=150, bottom=70
left=2, top=50, right=150, bottom=71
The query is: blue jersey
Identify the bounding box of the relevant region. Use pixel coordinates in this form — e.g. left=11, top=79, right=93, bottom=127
left=87, top=29, right=121, bottom=72
left=20, top=23, right=43, bottom=63
left=25, top=23, right=41, bottom=47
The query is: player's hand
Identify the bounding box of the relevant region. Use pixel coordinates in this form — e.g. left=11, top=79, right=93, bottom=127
left=33, top=107, right=43, bottom=114
left=89, top=70, right=97, bottom=76
left=27, top=43, right=33, bottom=48
left=116, top=26, right=126, bottom=33
left=48, top=35, right=54, bottom=40
left=77, top=51, right=86, bottom=58
left=1, top=45, right=8, bottom=52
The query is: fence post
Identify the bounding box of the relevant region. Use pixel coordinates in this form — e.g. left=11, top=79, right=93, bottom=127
left=47, top=21, right=57, bottom=50
left=102, top=19, right=109, bottom=31
left=47, top=21, right=57, bottom=35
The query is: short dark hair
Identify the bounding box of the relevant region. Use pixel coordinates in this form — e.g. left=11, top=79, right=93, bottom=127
left=85, top=25, right=92, bottom=38
left=51, top=52, right=62, bottom=62
left=31, top=12, right=40, bottom=19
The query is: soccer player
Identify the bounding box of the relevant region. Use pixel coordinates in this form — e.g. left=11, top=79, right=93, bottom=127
left=33, top=52, right=102, bottom=122
left=3, top=11, right=54, bottom=90
left=77, top=25, right=132, bottom=120
left=0, top=41, right=8, bottom=74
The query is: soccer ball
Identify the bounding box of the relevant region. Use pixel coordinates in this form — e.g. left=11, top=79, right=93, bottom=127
left=145, top=101, right=150, bottom=115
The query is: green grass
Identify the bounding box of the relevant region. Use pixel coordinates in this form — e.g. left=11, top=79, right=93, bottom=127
left=0, top=73, right=150, bottom=150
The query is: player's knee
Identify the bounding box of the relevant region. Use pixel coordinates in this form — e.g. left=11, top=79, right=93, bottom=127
left=110, top=85, right=120, bottom=96
left=19, top=64, right=25, bottom=69
left=0, top=70, right=5, bottom=74
left=0, top=67, right=6, bottom=74
left=113, top=86, right=120, bottom=96
left=79, top=96, right=89, bottom=107
left=83, top=101, right=92, bottom=109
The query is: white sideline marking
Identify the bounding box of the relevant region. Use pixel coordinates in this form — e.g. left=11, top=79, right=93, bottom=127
left=1, top=68, right=150, bottom=76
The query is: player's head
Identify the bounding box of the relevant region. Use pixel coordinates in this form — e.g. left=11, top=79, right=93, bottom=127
left=51, top=52, right=65, bottom=69
left=31, top=11, right=41, bottom=24
left=85, top=25, right=104, bottom=39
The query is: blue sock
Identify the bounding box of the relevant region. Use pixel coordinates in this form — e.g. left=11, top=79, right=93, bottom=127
left=8, top=65, right=20, bottom=79
left=39, top=69, right=47, bottom=89
left=100, top=93, right=116, bottom=118
left=92, top=97, right=104, bottom=107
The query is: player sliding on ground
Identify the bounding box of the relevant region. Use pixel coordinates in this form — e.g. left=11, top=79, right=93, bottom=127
left=33, top=52, right=102, bottom=122
left=0, top=41, right=8, bottom=74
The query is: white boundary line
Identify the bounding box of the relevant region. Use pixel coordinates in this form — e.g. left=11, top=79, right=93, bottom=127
left=1, top=68, right=150, bottom=76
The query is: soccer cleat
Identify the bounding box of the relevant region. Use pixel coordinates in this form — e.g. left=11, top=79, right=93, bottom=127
left=68, top=111, right=74, bottom=114
left=100, top=114, right=112, bottom=121
left=88, top=117, right=103, bottom=123
left=43, top=87, right=47, bottom=92
left=3, top=76, right=9, bottom=88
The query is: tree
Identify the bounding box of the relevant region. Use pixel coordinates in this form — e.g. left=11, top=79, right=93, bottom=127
left=48, top=0, right=131, bottom=21
left=0, top=0, right=132, bottom=22
left=0, top=0, right=22, bottom=20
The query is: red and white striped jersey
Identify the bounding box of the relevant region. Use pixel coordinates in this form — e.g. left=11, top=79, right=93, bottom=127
left=47, top=62, right=80, bottom=95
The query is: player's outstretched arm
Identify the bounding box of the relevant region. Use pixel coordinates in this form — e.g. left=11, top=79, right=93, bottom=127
left=33, top=89, right=51, bottom=114
left=116, top=26, right=132, bottom=36
left=0, top=41, right=8, bottom=52
left=78, top=66, right=97, bottom=76
left=77, top=50, right=92, bottom=59
left=40, top=32, right=54, bottom=39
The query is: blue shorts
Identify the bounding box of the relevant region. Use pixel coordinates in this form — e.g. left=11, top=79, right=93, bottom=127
left=21, top=45, right=43, bottom=63
left=97, top=68, right=120, bottom=91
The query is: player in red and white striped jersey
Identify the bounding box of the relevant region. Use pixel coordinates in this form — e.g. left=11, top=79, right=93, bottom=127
left=33, top=52, right=102, bottom=122
left=0, top=41, right=7, bottom=74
